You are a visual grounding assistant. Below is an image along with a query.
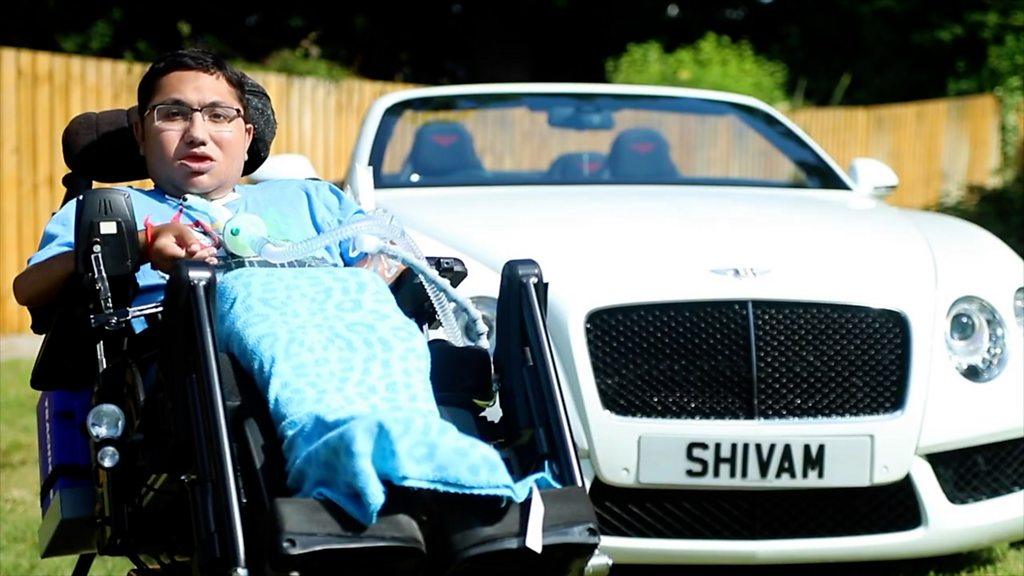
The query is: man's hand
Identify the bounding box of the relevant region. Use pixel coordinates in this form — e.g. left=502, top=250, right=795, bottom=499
left=355, top=252, right=407, bottom=285
left=145, top=222, right=219, bottom=273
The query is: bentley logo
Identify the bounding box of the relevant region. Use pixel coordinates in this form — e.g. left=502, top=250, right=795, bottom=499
left=711, top=267, right=771, bottom=279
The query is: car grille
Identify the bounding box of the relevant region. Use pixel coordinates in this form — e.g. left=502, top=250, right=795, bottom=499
left=927, top=438, right=1024, bottom=504
left=586, top=301, right=910, bottom=419
left=589, top=478, right=921, bottom=539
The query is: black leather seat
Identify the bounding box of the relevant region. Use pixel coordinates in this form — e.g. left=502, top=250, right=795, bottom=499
left=402, top=121, right=486, bottom=183
left=606, top=127, right=679, bottom=181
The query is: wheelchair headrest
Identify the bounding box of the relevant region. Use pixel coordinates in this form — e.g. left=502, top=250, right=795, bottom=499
left=404, top=121, right=483, bottom=177
left=607, top=128, right=679, bottom=180
left=62, top=74, right=277, bottom=183
left=546, top=152, right=606, bottom=180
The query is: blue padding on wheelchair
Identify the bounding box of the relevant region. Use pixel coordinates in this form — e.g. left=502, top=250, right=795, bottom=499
left=215, top=268, right=553, bottom=526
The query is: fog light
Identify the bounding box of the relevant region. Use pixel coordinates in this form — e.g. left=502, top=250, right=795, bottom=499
left=97, top=446, right=120, bottom=469
left=86, top=404, right=125, bottom=441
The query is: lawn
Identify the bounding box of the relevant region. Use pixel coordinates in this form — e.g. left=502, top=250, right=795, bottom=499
left=1, top=357, right=1021, bottom=576
left=1, top=359, right=130, bottom=576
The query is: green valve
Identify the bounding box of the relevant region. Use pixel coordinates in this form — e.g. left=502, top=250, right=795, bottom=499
left=223, top=213, right=268, bottom=257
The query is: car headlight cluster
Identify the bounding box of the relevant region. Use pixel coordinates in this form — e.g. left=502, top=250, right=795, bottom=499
left=945, top=296, right=1007, bottom=382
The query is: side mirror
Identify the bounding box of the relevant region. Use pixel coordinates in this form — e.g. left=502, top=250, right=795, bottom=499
left=848, top=157, right=899, bottom=199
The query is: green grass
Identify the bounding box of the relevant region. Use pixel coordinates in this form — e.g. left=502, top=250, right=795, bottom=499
left=0, top=359, right=129, bottom=576
left=1, top=358, right=1021, bottom=576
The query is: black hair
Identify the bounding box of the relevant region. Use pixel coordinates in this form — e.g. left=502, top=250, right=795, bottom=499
left=137, top=48, right=248, bottom=118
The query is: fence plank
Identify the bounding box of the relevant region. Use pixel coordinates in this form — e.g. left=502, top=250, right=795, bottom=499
left=13, top=49, right=35, bottom=333
left=33, top=51, right=54, bottom=277
left=50, top=53, right=69, bottom=210
left=1, top=48, right=23, bottom=331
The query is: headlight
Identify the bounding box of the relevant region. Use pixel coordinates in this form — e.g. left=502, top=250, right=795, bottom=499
left=1014, top=287, right=1023, bottom=328
left=97, top=446, right=120, bottom=469
left=86, top=403, right=125, bottom=441
left=945, top=297, right=1007, bottom=382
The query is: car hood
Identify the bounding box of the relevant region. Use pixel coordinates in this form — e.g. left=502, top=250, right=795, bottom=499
left=376, top=185, right=937, bottom=309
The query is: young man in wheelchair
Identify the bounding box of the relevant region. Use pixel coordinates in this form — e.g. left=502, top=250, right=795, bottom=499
left=16, top=49, right=602, bottom=576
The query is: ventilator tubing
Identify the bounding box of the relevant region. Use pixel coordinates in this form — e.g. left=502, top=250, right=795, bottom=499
left=224, top=212, right=482, bottom=347
left=356, top=235, right=490, bottom=350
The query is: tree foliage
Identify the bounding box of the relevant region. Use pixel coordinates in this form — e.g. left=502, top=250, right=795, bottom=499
left=605, top=33, right=788, bottom=104
left=942, top=3, right=1023, bottom=171
left=239, top=33, right=350, bottom=80
left=3, top=0, right=1021, bottom=105
left=938, top=172, right=1024, bottom=257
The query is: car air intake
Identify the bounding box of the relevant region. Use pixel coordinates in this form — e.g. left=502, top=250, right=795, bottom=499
left=928, top=438, right=1024, bottom=504
left=589, top=477, right=921, bottom=539
left=586, top=301, right=910, bottom=419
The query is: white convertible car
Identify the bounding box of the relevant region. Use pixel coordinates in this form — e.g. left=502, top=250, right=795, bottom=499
left=340, top=83, right=1022, bottom=565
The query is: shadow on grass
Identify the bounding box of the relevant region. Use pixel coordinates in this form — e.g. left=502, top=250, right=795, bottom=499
left=611, top=541, right=1024, bottom=576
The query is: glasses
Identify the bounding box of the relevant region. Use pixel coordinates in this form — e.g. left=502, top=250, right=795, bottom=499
left=145, top=104, right=244, bottom=132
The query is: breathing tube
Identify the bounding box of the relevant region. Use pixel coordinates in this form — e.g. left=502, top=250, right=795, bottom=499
left=220, top=211, right=487, bottom=349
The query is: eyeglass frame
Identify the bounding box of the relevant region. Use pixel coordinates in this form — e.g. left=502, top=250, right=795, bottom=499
left=143, top=103, right=246, bottom=132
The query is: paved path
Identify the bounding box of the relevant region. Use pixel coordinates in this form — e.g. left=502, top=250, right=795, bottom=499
left=0, top=333, right=42, bottom=361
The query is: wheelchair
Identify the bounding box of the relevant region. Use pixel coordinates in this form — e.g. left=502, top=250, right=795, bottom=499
left=30, top=78, right=604, bottom=576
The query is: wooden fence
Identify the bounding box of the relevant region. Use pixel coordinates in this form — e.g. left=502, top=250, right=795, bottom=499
left=790, top=96, right=1002, bottom=207
left=0, top=46, right=1008, bottom=333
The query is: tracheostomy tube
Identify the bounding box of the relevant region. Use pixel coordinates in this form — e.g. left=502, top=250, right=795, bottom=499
left=220, top=211, right=484, bottom=348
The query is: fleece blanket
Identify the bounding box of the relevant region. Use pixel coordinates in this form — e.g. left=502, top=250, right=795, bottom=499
left=215, top=267, right=552, bottom=525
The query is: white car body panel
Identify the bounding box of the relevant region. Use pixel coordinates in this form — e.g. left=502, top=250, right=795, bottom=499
left=347, top=83, right=1024, bottom=565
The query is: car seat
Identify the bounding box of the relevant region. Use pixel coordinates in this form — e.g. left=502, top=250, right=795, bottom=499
left=31, top=79, right=603, bottom=576
left=605, top=127, right=679, bottom=181
left=545, top=152, right=607, bottom=182
left=400, top=121, right=486, bottom=184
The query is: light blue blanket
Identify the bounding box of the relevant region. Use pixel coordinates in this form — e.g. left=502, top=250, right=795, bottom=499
left=215, top=267, right=552, bottom=525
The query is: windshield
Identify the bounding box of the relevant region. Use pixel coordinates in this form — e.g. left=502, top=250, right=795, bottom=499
left=370, top=93, right=849, bottom=190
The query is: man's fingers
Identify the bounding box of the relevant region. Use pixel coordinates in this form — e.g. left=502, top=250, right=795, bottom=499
left=158, top=240, right=188, bottom=259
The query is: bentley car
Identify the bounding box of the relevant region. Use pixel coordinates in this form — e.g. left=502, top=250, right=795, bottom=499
left=342, top=83, right=1024, bottom=565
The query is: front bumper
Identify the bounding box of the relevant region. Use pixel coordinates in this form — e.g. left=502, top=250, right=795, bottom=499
left=597, top=455, right=1023, bottom=565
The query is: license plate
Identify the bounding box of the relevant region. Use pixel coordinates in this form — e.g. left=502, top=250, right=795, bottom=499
left=637, top=435, right=872, bottom=487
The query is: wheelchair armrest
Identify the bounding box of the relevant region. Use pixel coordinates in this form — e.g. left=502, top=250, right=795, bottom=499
left=29, top=189, right=143, bottom=387
left=492, top=260, right=584, bottom=488
left=28, top=303, right=59, bottom=336
left=30, top=298, right=98, bottom=391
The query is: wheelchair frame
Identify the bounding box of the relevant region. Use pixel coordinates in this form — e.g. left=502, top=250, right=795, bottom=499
left=33, top=188, right=603, bottom=575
